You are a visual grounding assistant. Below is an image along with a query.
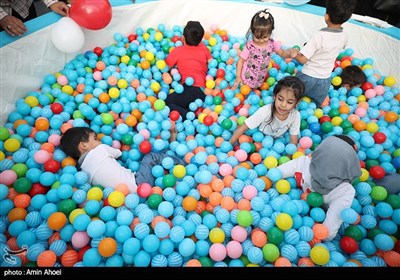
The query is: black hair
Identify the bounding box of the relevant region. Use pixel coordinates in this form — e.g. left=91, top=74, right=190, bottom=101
left=60, top=127, right=95, bottom=160
left=246, top=9, right=275, bottom=41
left=340, top=65, right=367, bottom=88
left=183, top=21, right=205, bottom=46
left=266, top=76, right=305, bottom=125
left=334, top=134, right=358, bottom=151
left=326, top=0, right=356, bottom=24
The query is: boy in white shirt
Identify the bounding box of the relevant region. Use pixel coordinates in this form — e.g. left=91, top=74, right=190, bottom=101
left=60, top=127, right=184, bottom=193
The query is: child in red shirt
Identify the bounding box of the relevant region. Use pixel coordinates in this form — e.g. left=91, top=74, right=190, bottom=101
left=165, top=21, right=212, bottom=120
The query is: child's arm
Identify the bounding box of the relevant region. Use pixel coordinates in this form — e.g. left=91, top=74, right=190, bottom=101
left=293, top=52, right=308, bottom=65
left=289, top=134, right=299, bottom=146
left=276, top=48, right=298, bottom=59
left=104, top=145, right=122, bottom=159
left=277, top=156, right=308, bottom=179
left=229, top=122, right=249, bottom=145
left=232, top=57, right=245, bottom=90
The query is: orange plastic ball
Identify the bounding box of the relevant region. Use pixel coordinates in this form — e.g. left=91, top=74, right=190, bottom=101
left=99, top=93, right=111, bottom=103
left=182, top=196, right=198, bottom=211
left=208, top=192, right=222, bottom=206
left=8, top=207, right=27, bottom=222
left=48, top=212, right=67, bottom=230
left=37, top=250, right=57, bottom=267
left=61, top=250, right=79, bottom=267
left=35, top=118, right=50, bottom=131
left=98, top=237, right=117, bottom=257
left=384, top=111, right=398, bottom=123
left=221, top=196, right=235, bottom=211
left=353, top=120, right=367, bottom=132
left=13, top=194, right=31, bottom=208
left=240, top=84, right=251, bottom=95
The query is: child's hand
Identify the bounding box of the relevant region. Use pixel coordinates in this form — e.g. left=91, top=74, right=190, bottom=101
left=290, top=48, right=299, bottom=58
left=232, top=78, right=242, bottom=90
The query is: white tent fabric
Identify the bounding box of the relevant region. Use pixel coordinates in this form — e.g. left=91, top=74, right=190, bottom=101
left=1, top=0, right=399, bottom=125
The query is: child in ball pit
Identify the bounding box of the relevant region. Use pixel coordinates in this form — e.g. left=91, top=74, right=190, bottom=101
left=165, top=20, right=212, bottom=121
left=338, top=65, right=367, bottom=91
left=276, top=134, right=361, bottom=241
left=60, top=127, right=185, bottom=193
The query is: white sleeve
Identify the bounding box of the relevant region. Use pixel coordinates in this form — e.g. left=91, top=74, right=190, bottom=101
left=277, top=156, right=309, bottom=178
left=103, top=145, right=122, bottom=159
left=245, top=105, right=270, bottom=130
left=299, top=32, right=321, bottom=60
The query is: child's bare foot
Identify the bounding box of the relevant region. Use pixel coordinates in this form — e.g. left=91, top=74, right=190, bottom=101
left=169, top=127, right=178, bottom=142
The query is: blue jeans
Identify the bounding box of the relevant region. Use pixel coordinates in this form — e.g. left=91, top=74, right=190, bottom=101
left=135, top=151, right=185, bottom=186
left=296, top=71, right=330, bottom=107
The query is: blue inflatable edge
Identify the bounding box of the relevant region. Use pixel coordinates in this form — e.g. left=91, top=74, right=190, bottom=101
left=0, top=0, right=399, bottom=48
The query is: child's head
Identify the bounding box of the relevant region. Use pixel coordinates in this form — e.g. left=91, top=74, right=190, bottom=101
left=340, top=65, right=367, bottom=90
left=267, top=76, right=305, bottom=123
left=326, top=0, right=356, bottom=25
left=247, top=9, right=275, bottom=43
left=183, top=21, right=205, bottom=46
left=60, top=127, right=101, bottom=160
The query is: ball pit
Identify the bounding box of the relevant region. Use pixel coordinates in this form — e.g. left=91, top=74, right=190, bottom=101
left=0, top=0, right=399, bottom=269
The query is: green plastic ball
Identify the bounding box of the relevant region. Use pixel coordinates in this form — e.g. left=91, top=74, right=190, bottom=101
left=236, top=210, right=253, bottom=227
left=300, top=119, right=308, bottom=130
left=340, top=120, right=353, bottom=130
left=370, top=186, right=388, bottom=201
left=328, top=109, right=340, bottom=118
left=221, top=119, right=233, bottom=130
left=344, top=225, right=363, bottom=241
left=200, top=210, right=211, bottom=218
left=266, top=227, right=284, bottom=245
left=306, top=192, right=324, bottom=207
left=278, top=156, right=290, bottom=165
left=321, top=122, right=333, bottom=133
left=0, top=127, right=10, bottom=141
left=72, top=110, right=84, bottom=119
left=386, top=194, right=400, bottom=209
left=13, top=177, right=32, bottom=193
left=366, top=159, right=380, bottom=170
left=57, top=199, right=76, bottom=216
left=121, top=134, right=133, bottom=145
left=367, top=228, right=383, bottom=240
left=239, top=255, right=250, bottom=266
left=11, top=163, right=28, bottom=178
left=213, top=96, right=222, bottom=105
left=147, top=194, right=163, bottom=209
left=199, top=256, right=213, bottom=267
left=162, top=174, right=177, bottom=188
left=262, top=243, right=280, bottom=262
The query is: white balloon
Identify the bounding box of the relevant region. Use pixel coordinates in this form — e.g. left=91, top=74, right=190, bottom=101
left=51, top=17, right=85, bottom=53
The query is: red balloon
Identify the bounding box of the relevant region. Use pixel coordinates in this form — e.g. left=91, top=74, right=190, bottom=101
left=340, top=236, right=358, bottom=254
left=139, top=140, right=152, bottom=154
left=369, top=166, right=385, bottom=180
left=69, top=0, right=112, bottom=30
left=373, top=132, right=387, bottom=144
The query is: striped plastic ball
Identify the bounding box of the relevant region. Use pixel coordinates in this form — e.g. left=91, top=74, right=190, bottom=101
left=154, top=221, right=170, bottom=238
left=151, top=254, right=168, bottom=267
left=37, top=250, right=57, bottom=267
left=49, top=239, right=67, bottom=256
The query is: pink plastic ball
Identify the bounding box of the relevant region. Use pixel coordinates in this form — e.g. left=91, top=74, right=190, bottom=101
left=374, top=85, right=385, bottom=95
left=210, top=24, right=219, bottom=32
left=209, top=243, right=227, bottom=262
left=137, top=182, right=152, bottom=198
left=57, top=75, right=68, bottom=86
left=71, top=231, right=90, bottom=248
left=206, top=75, right=213, bottom=81
left=235, top=149, right=247, bottom=162
left=299, top=136, right=313, bottom=150
left=34, top=150, right=51, bottom=164
left=48, top=134, right=61, bottom=146
left=93, top=71, right=103, bottom=81
left=170, top=69, right=179, bottom=76
left=231, top=225, right=247, bottom=242
left=226, top=240, right=243, bottom=259
left=139, top=129, right=150, bottom=139
left=111, top=140, right=121, bottom=149
left=355, top=107, right=367, bottom=118
left=221, top=44, right=230, bottom=51
left=365, top=89, right=376, bottom=99
left=233, top=43, right=241, bottom=50
left=219, top=163, right=233, bottom=176
left=0, top=170, right=18, bottom=185
left=242, top=185, right=257, bottom=200
left=238, top=107, right=249, bottom=117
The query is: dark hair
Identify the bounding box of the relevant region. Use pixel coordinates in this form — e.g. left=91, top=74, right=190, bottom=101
left=326, top=0, right=356, bottom=24
left=334, top=134, right=358, bottom=151
left=340, top=65, right=367, bottom=88
left=60, top=127, right=95, bottom=160
left=246, top=9, right=275, bottom=40
left=266, top=76, right=305, bottom=125
left=183, top=21, right=205, bottom=46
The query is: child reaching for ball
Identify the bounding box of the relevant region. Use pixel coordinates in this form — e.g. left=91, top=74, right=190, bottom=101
left=276, top=134, right=361, bottom=241
left=229, top=76, right=305, bottom=146
left=232, top=8, right=298, bottom=90
left=60, top=127, right=185, bottom=193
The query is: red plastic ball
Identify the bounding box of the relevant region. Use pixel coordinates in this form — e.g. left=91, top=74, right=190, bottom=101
left=319, top=116, right=332, bottom=124
left=216, top=69, right=226, bottom=79
left=203, top=115, right=214, bottom=126
left=139, top=140, right=152, bottom=154
left=195, top=107, right=204, bottom=117
left=29, top=183, right=48, bottom=196
left=361, top=82, right=374, bottom=92
left=103, top=197, right=110, bottom=207
left=50, top=103, right=64, bottom=114
left=171, top=36, right=181, bottom=43
left=216, top=91, right=225, bottom=101
left=93, top=47, right=103, bottom=56
left=127, top=34, right=137, bottom=42
left=234, top=104, right=243, bottom=114
left=394, top=240, right=400, bottom=254
left=359, top=161, right=366, bottom=169
left=77, top=245, right=90, bottom=262
left=373, top=132, right=387, bottom=144
left=137, top=182, right=152, bottom=198
left=44, top=159, right=61, bottom=173
left=169, top=110, right=180, bottom=121
left=221, top=35, right=229, bottom=42
left=369, top=166, right=385, bottom=180
left=339, top=236, right=359, bottom=254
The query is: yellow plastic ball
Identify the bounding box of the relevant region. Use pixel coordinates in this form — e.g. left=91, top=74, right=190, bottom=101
left=292, top=151, right=305, bottom=159
left=151, top=82, right=161, bottom=93
left=362, top=64, right=373, bottom=70
left=87, top=187, right=103, bottom=201
left=145, top=52, right=155, bottom=61
left=143, top=33, right=150, bottom=41
left=156, top=60, right=166, bottom=70
left=69, top=209, right=86, bottom=224
left=314, top=108, right=323, bottom=118
left=366, top=122, right=379, bottom=133
left=310, top=245, right=330, bottom=265
left=108, top=191, right=125, bottom=207
left=209, top=228, right=225, bottom=243
left=121, top=55, right=130, bottom=64
left=154, top=31, right=163, bottom=42
left=359, top=168, right=369, bottom=182
left=206, top=80, right=215, bottom=89
left=25, top=96, right=39, bottom=107
left=4, top=138, right=21, bottom=152
left=275, top=179, right=290, bottom=194
left=331, top=116, right=343, bottom=126
left=357, top=95, right=366, bottom=103
left=209, top=37, right=217, bottom=46
left=384, top=76, right=396, bottom=87
left=264, top=156, right=278, bottom=169
left=302, top=96, right=311, bottom=103
left=246, top=263, right=260, bottom=267
left=0, top=151, right=5, bottom=161
left=62, top=85, right=74, bottom=95
left=173, top=165, right=186, bottom=178
left=331, top=76, right=342, bottom=87
left=109, top=88, right=120, bottom=99
left=117, top=79, right=128, bottom=89
left=214, top=105, right=223, bottom=114
left=275, top=213, right=293, bottom=230
left=198, top=113, right=207, bottom=123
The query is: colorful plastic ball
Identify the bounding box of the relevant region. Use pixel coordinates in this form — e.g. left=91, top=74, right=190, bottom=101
left=236, top=210, right=253, bottom=227
left=47, top=212, right=67, bottom=231
left=276, top=179, right=290, bottom=194
left=0, top=170, right=17, bottom=185
left=267, top=227, right=284, bottom=245
left=108, top=191, right=125, bottom=207
left=13, top=177, right=32, bottom=193
left=209, top=243, right=226, bottom=261
left=87, top=187, right=103, bottom=201
left=162, top=174, right=176, bottom=188
left=226, top=240, right=243, bottom=259
left=370, top=186, right=388, bottom=201
left=4, top=138, right=20, bottom=152
left=369, top=165, right=385, bottom=180
left=98, top=237, right=117, bottom=257
left=310, top=245, right=330, bottom=265
left=306, top=192, right=324, bottom=207
left=340, top=236, right=359, bottom=254
left=147, top=193, right=163, bottom=209
left=71, top=231, right=90, bottom=249
left=0, top=127, right=10, bottom=140
left=276, top=213, right=293, bottom=231
left=262, top=243, right=279, bottom=262
left=299, top=136, right=313, bottom=149
left=383, top=76, right=396, bottom=87
left=209, top=228, right=225, bottom=243
left=374, top=234, right=394, bottom=251
left=139, top=140, right=152, bottom=154
left=264, top=156, right=278, bottom=169
left=373, top=132, right=386, bottom=144
left=137, top=182, right=152, bottom=197
left=37, top=250, right=57, bottom=267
